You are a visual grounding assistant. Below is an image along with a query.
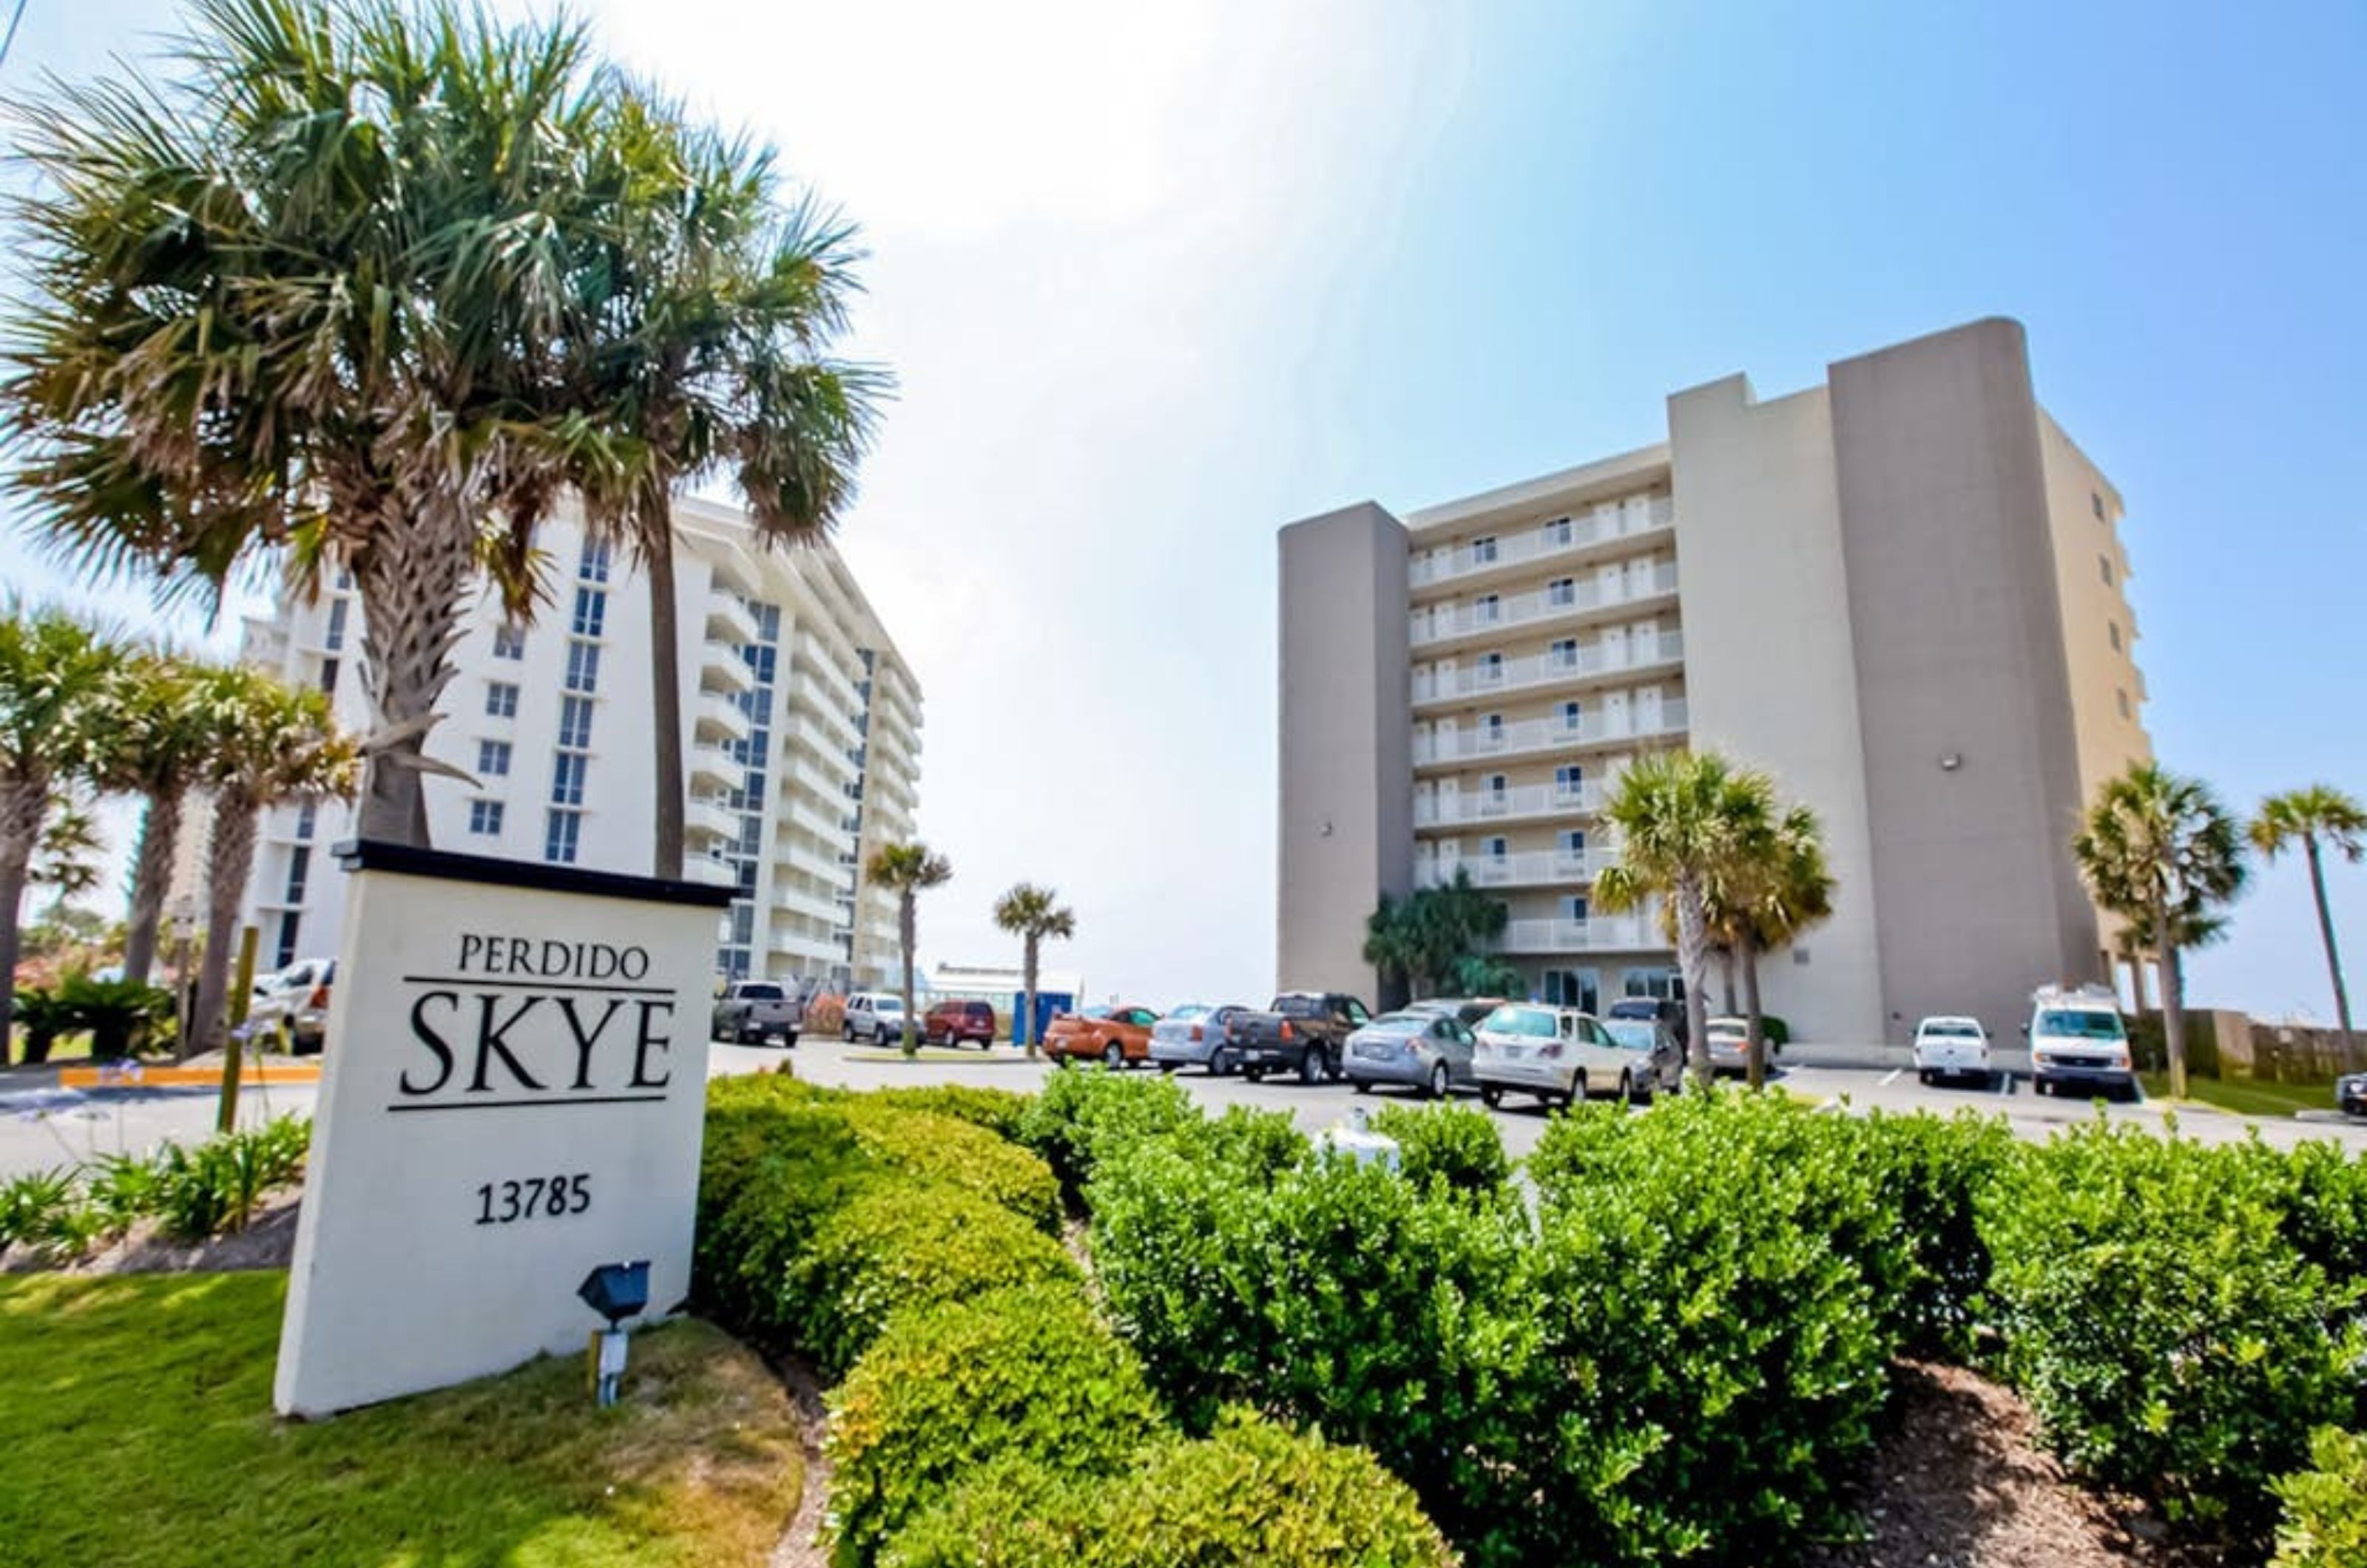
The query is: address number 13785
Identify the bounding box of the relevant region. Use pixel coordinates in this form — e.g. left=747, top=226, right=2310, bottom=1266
left=474, top=1174, right=590, bottom=1225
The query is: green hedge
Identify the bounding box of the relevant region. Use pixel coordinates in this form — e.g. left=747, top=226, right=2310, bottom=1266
left=1368, top=1101, right=1510, bottom=1196
left=1843, top=1109, right=2021, bottom=1357
left=840, top=1102, right=1060, bottom=1234
left=2275, top=1427, right=2367, bottom=1568
left=882, top=1411, right=1455, bottom=1568
left=1015, top=1065, right=1199, bottom=1203
left=825, top=1286, right=1161, bottom=1568
left=860, top=1084, right=1033, bottom=1143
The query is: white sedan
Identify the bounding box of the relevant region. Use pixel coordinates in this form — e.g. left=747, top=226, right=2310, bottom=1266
left=1912, top=1016, right=1993, bottom=1086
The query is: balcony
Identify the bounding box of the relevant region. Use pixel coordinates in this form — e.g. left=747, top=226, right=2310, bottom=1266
left=791, top=674, right=864, bottom=753
left=694, top=691, right=752, bottom=744
left=1495, top=914, right=1658, bottom=953
left=1414, top=848, right=1621, bottom=890
left=705, top=595, right=759, bottom=647
left=1409, top=496, right=1674, bottom=590
left=772, top=882, right=844, bottom=924
left=688, top=744, right=745, bottom=795
left=769, top=927, right=843, bottom=964
left=698, top=640, right=754, bottom=695
left=683, top=853, right=737, bottom=889
left=685, top=794, right=739, bottom=843
left=777, top=837, right=851, bottom=886
left=1416, top=780, right=1604, bottom=828
left=1414, top=696, right=1689, bottom=768
left=786, top=717, right=860, bottom=780
left=1413, top=627, right=1684, bottom=710
left=797, top=635, right=865, bottom=713
left=1411, top=561, right=1681, bottom=651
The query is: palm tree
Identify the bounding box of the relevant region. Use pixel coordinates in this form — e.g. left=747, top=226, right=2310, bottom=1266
left=1593, top=750, right=1777, bottom=1087
left=89, top=649, right=218, bottom=985
left=6, top=0, right=628, bottom=847
left=30, top=792, right=106, bottom=915
left=562, top=90, right=885, bottom=878
left=0, top=606, right=118, bottom=1060
left=993, top=883, right=1076, bottom=1059
left=2251, top=785, right=2366, bottom=1041
left=864, top=841, right=951, bottom=1059
left=189, top=668, right=359, bottom=1057
left=2072, top=762, right=2248, bottom=1100
left=1363, top=893, right=1422, bottom=1006
left=1732, top=806, right=1835, bottom=1089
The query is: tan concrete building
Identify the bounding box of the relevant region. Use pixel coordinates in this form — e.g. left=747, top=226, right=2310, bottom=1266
left=1279, top=318, right=2151, bottom=1043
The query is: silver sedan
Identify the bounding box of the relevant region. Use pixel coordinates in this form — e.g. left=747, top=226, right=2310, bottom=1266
left=1342, top=1013, right=1478, bottom=1099
left=1149, top=1004, right=1252, bottom=1074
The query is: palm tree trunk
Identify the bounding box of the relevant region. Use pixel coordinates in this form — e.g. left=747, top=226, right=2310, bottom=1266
left=0, top=774, right=45, bottom=1064
left=2155, top=896, right=2187, bottom=1101
left=121, top=788, right=182, bottom=987
left=2305, top=835, right=2354, bottom=1038
left=1674, top=879, right=1713, bottom=1089
left=899, top=892, right=919, bottom=1059
left=194, top=787, right=260, bottom=1058
left=1022, top=932, right=1040, bottom=1060
left=645, top=528, right=686, bottom=880
left=1719, top=947, right=1738, bottom=1016
left=1743, top=943, right=1767, bottom=1091
left=353, top=499, right=475, bottom=847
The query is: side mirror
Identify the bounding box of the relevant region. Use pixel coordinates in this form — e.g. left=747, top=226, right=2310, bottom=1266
left=2019, top=1023, right=2030, bottom=1037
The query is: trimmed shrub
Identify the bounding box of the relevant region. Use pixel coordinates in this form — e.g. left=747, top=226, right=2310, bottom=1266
left=1016, top=1066, right=1199, bottom=1203
left=1370, top=1101, right=1509, bottom=1195
left=695, top=1097, right=874, bottom=1327
left=825, top=1287, right=1161, bottom=1567
left=841, top=1103, right=1059, bottom=1234
left=1978, top=1118, right=2361, bottom=1538
left=863, top=1084, right=1033, bottom=1143
left=884, top=1410, right=1456, bottom=1568
left=2253, top=1137, right=2367, bottom=1294
left=793, top=1183, right=1079, bottom=1377
left=1844, top=1109, right=2021, bottom=1356
left=2274, top=1427, right=2367, bottom=1568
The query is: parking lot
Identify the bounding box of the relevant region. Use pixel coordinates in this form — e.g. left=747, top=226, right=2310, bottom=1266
left=5, top=1034, right=2360, bottom=1181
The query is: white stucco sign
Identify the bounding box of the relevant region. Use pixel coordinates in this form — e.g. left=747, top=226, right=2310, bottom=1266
left=275, top=842, right=733, bottom=1416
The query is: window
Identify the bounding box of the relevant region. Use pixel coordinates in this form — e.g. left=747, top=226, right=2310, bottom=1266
left=486, top=682, right=519, bottom=719
left=332, top=567, right=354, bottom=591
left=1547, top=577, right=1576, bottom=607
left=1542, top=516, right=1573, bottom=547
left=2092, top=492, right=2105, bottom=521
left=2098, top=555, right=2113, bottom=587
left=294, top=800, right=318, bottom=842
left=1485, top=773, right=1508, bottom=796
left=1550, top=637, right=1578, bottom=667
left=570, top=585, right=608, bottom=638
left=544, top=808, right=583, bottom=864
left=550, top=752, right=589, bottom=807
left=557, top=696, right=594, bottom=750
left=579, top=540, right=612, bottom=584
left=2108, top=621, right=2122, bottom=653
left=1555, top=763, right=1585, bottom=795
left=317, top=658, right=340, bottom=697
left=563, top=638, right=601, bottom=694
left=274, top=912, right=302, bottom=970
left=1562, top=894, right=1590, bottom=922
left=468, top=800, right=504, bottom=836
left=323, top=598, right=349, bottom=652
left=1473, top=592, right=1501, bottom=624
left=1470, top=535, right=1498, bottom=564
left=477, top=739, right=512, bottom=778
left=1482, top=712, right=1505, bottom=740
left=283, top=845, right=311, bottom=905
left=1559, top=828, right=1587, bottom=855
left=2117, top=687, right=2131, bottom=720
left=1478, top=652, right=1505, bottom=682
left=492, top=624, right=526, bottom=660
left=1559, top=699, right=1584, bottom=731
left=1483, top=836, right=1508, bottom=858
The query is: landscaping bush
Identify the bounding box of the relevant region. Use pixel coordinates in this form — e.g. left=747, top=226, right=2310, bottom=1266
left=2250, top=1137, right=2367, bottom=1295
left=1016, top=1066, right=1198, bottom=1203
left=840, top=1102, right=1058, bottom=1234
left=1844, top=1109, right=2021, bottom=1356
left=824, top=1285, right=1162, bottom=1568
left=862, top=1084, right=1033, bottom=1143
left=1978, top=1118, right=2361, bottom=1539
left=2273, top=1427, right=2367, bottom=1568
left=1369, top=1101, right=1510, bottom=1195
left=0, top=1168, right=88, bottom=1260
left=883, top=1410, right=1455, bottom=1568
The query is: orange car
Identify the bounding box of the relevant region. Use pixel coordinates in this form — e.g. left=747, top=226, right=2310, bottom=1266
left=1044, top=1005, right=1162, bottom=1068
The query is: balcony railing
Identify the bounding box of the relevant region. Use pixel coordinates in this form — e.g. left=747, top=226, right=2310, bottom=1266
left=1414, top=848, right=1620, bottom=889
left=1414, top=698, right=1689, bottom=768
left=1415, top=781, right=1604, bottom=828
left=688, top=743, right=746, bottom=794
left=1495, top=914, right=1657, bottom=953
left=684, top=795, right=740, bottom=842
left=1411, top=560, right=1681, bottom=646
left=1412, top=631, right=1684, bottom=707
left=705, top=595, right=759, bottom=647
left=699, top=640, right=755, bottom=695
left=1409, top=496, right=1674, bottom=589
left=694, top=691, right=752, bottom=744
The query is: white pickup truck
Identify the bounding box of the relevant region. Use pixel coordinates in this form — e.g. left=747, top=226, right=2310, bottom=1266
left=2025, top=984, right=2135, bottom=1100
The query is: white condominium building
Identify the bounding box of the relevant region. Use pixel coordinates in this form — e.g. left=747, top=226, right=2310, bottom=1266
left=1279, top=318, right=2151, bottom=1043
left=234, top=495, right=922, bottom=992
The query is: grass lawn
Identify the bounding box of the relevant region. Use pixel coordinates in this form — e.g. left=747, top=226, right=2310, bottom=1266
left=2137, top=1071, right=2334, bottom=1119
left=0, top=1271, right=801, bottom=1567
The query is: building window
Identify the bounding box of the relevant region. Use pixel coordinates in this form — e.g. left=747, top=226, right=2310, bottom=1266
left=557, top=695, right=594, bottom=750
left=294, top=800, right=317, bottom=842
left=486, top=682, right=519, bottom=719
left=1559, top=699, right=1583, bottom=731
left=1485, top=773, right=1508, bottom=796
left=1470, top=535, right=1498, bottom=564
left=283, top=845, right=311, bottom=905
left=323, top=597, right=349, bottom=652
left=332, top=567, right=354, bottom=591
left=1477, top=652, right=1504, bottom=682
left=579, top=540, right=612, bottom=584
left=274, top=912, right=302, bottom=970
left=550, top=752, right=589, bottom=808
left=2099, top=555, right=2113, bottom=587
left=1483, top=836, right=1508, bottom=859
left=493, top=624, right=526, bottom=660
left=563, top=638, right=601, bottom=694
left=1547, top=577, right=1576, bottom=607
left=544, top=808, right=583, bottom=864
left=1542, top=516, right=1573, bottom=547
left=2117, top=687, right=2131, bottom=720
left=1550, top=638, right=1578, bottom=668
left=1473, top=592, right=1501, bottom=625
left=468, top=800, right=504, bottom=836
left=1561, top=894, right=1590, bottom=921
left=1482, top=712, right=1505, bottom=740
left=2092, top=492, right=2105, bottom=521
left=2108, top=621, right=2122, bottom=653
left=477, top=739, right=512, bottom=778
left=1555, top=763, right=1585, bottom=795
left=318, top=658, right=340, bottom=697
left=571, top=585, right=608, bottom=638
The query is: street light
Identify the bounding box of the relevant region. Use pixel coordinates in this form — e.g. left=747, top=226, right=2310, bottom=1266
left=578, top=1261, right=649, bottom=1408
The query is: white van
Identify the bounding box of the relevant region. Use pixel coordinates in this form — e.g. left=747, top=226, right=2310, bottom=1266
left=2025, top=984, right=2135, bottom=1099
left=842, top=992, right=907, bottom=1045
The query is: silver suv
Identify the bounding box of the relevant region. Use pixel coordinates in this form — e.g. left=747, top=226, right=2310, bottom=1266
left=842, top=992, right=908, bottom=1045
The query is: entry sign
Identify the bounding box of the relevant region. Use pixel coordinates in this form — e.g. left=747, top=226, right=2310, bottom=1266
left=275, top=842, right=735, bottom=1416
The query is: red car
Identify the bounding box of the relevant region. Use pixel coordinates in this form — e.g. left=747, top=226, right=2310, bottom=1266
left=923, top=998, right=997, bottom=1048
left=1044, top=1005, right=1161, bottom=1067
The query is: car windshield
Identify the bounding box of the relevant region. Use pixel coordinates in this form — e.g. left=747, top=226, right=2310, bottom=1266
left=1277, top=996, right=1326, bottom=1018
left=1919, top=1021, right=1979, bottom=1038
left=1602, top=1021, right=1658, bottom=1050
left=2037, top=1010, right=2123, bottom=1040
left=1167, top=1004, right=1209, bottom=1021
left=1363, top=1016, right=1428, bottom=1036
left=1482, top=1006, right=1558, bottom=1038
left=875, top=998, right=904, bottom=1015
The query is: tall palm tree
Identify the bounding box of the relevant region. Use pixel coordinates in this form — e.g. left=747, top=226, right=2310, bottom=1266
left=2251, top=785, right=2366, bottom=1040
left=562, top=90, right=885, bottom=877
left=1732, top=805, right=1835, bottom=1089
left=189, top=667, right=359, bottom=1057
left=89, top=649, right=218, bottom=984
left=0, top=606, right=118, bottom=1060
left=1593, top=749, right=1777, bottom=1087
left=5, top=0, right=627, bottom=847
left=864, top=841, right=951, bottom=1059
left=2072, top=762, right=2247, bottom=1100
left=993, top=882, right=1076, bottom=1059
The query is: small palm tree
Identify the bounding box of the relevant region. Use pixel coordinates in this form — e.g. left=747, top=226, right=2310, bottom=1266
left=0, top=606, right=118, bottom=1061
left=2072, top=762, right=2247, bottom=1099
left=89, top=649, right=219, bottom=985
left=864, top=841, right=951, bottom=1058
left=1594, top=750, right=1777, bottom=1087
left=2250, top=785, right=2366, bottom=1040
left=1732, top=805, right=1835, bottom=1089
left=189, top=669, right=359, bottom=1057
left=993, top=883, right=1076, bottom=1058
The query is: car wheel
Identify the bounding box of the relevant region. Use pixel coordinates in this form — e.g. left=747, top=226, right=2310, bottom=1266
left=1353, top=1078, right=1371, bottom=1095
left=1209, top=1047, right=1232, bottom=1077
left=1245, top=1066, right=1265, bottom=1084
left=1428, top=1063, right=1450, bottom=1101
left=1567, top=1070, right=1587, bottom=1109
left=1298, top=1050, right=1324, bottom=1087
left=783, top=1033, right=798, bottom=1050
left=1159, top=1061, right=1178, bottom=1075
left=1104, top=1042, right=1124, bottom=1069
left=1617, top=1070, right=1635, bottom=1108
left=1479, top=1086, right=1502, bottom=1109
left=842, top=1024, right=855, bottom=1043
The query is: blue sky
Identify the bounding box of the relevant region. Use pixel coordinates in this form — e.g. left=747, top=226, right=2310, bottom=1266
left=4, top=0, right=2362, bottom=1021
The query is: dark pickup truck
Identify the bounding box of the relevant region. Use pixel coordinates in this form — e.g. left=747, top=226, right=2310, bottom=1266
left=1222, top=991, right=1374, bottom=1085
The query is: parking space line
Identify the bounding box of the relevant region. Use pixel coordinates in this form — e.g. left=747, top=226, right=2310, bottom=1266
left=1879, top=1068, right=1902, bottom=1086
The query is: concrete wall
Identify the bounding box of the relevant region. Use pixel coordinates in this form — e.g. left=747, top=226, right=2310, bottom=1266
left=1277, top=504, right=1413, bottom=1005
left=1828, top=318, right=2105, bottom=1040
left=1666, top=376, right=1888, bottom=1044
